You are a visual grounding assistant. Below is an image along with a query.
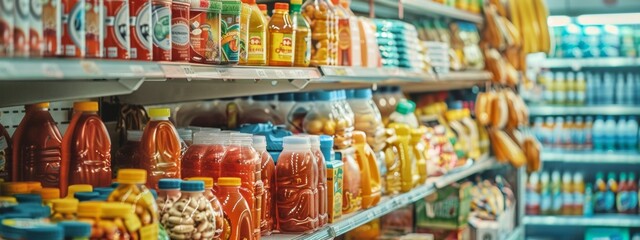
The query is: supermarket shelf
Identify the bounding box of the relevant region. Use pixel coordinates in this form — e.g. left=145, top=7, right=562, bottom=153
left=534, top=57, right=640, bottom=69
left=263, top=155, right=497, bottom=240
left=351, top=0, right=483, bottom=23
left=523, top=215, right=640, bottom=228
left=542, top=151, right=640, bottom=164
left=506, top=225, right=524, bottom=240
left=528, top=105, right=640, bottom=116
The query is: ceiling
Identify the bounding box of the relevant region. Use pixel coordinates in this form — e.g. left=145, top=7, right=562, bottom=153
left=547, top=0, right=640, bottom=16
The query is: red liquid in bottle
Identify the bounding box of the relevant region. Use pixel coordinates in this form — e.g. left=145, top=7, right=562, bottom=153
left=139, top=108, right=182, bottom=189
left=275, top=136, right=318, bottom=232
left=310, top=135, right=328, bottom=227
left=62, top=102, right=112, bottom=188
left=254, top=136, right=275, bottom=235
left=216, top=177, right=254, bottom=240
left=12, top=103, right=64, bottom=191
left=114, top=130, right=144, bottom=176
left=0, top=121, right=12, bottom=182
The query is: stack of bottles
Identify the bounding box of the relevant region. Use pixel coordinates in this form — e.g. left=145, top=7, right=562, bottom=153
left=532, top=116, right=639, bottom=152
left=526, top=170, right=639, bottom=217
left=374, top=20, right=423, bottom=69
left=551, top=24, right=640, bottom=58
left=539, top=71, right=640, bottom=106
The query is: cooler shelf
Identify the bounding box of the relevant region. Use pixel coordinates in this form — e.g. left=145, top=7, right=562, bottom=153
left=524, top=215, right=640, bottom=228
left=533, top=57, right=640, bottom=69
left=542, top=151, right=640, bottom=164
left=528, top=105, right=640, bottom=116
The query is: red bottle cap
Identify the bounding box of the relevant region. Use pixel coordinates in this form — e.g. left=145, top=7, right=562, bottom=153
left=274, top=2, right=289, bottom=10
left=258, top=3, right=267, bottom=11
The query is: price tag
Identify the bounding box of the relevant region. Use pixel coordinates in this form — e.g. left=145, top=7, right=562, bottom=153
left=256, top=69, right=268, bottom=78
left=129, top=65, right=145, bottom=75
left=275, top=70, right=286, bottom=78
left=42, top=63, right=63, bottom=78
left=345, top=68, right=355, bottom=76
left=181, top=65, right=196, bottom=80
left=334, top=68, right=348, bottom=76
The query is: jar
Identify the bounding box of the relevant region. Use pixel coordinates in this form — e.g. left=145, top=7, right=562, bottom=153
left=301, top=0, right=336, bottom=66
left=100, top=203, right=140, bottom=239
left=58, top=221, right=92, bottom=240
left=157, top=178, right=182, bottom=217
left=303, top=91, right=353, bottom=149
left=76, top=202, right=102, bottom=239
left=286, top=92, right=313, bottom=134
left=108, top=169, right=159, bottom=239
left=186, top=177, right=224, bottom=239
left=51, top=198, right=79, bottom=222
left=163, top=181, right=216, bottom=239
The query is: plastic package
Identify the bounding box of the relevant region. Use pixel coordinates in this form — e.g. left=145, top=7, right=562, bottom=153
left=185, top=177, right=224, bottom=239
left=189, top=0, right=222, bottom=64
left=108, top=169, right=159, bottom=238
left=287, top=92, right=313, bottom=134
left=216, top=177, right=252, bottom=239
left=352, top=131, right=381, bottom=209
left=51, top=198, right=79, bottom=222
left=157, top=178, right=182, bottom=217
left=301, top=0, right=336, bottom=66
left=308, top=135, right=328, bottom=227
left=140, top=108, right=182, bottom=189
left=304, top=91, right=353, bottom=149
left=163, top=181, right=216, bottom=239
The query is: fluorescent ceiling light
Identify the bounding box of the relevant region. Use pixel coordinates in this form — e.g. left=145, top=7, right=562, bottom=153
left=548, top=15, right=572, bottom=27
left=576, top=13, right=640, bottom=25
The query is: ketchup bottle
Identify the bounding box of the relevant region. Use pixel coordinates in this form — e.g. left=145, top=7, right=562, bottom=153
left=140, top=108, right=182, bottom=189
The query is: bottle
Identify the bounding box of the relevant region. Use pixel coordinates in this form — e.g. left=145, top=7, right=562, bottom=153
left=276, top=93, right=296, bottom=125
left=108, top=169, right=159, bottom=238
left=388, top=100, right=419, bottom=129
left=533, top=117, right=544, bottom=145
left=526, top=172, right=541, bottom=215
left=605, top=172, right=618, bottom=213
left=242, top=94, right=282, bottom=124
left=617, top=117, right=628, bottom=151
left=573, top=172, right=584, bottom=215
left=165, top=181, right=216, bottom=238
left=156, top=178, right=181, bottom=217
left=220, top=133, right=261, bottom=238
left=181, top=132, right=212, bottom=178
left=239, top=1, right=253, bottom=65
left=628, top=172, right=638, bottom=213
left=303, top=91, right=353, bottom=149
left=276, top=136, right=318, bottom=232
left=290, top=0, right=311, bottom=67
left=554, top=72, right=566, bottom=105
left=267, top=3, right=294, bottom=66
left=332, top=0, right=362, bottom=66
left=258, top=4, right=269, bottom=21
left=564, top=117, right=574, bottom=150
left=410, top=128, right=429, bottom=184
left=586, top=72, right=594, bottom=105
left=0, top=119, right=12, bottom=182
left=617, top=172, right=629, bottom=213
left=216, top=177, right=253, bottom=239
left=544, top=71, right=555, bottom=104
left=574, top=116, right=585, bottom=149
left=603, top=72, right=615, bottom=105
left=352, top=131, right=381, bottom=209
left=140, top=108, right=182, bottom=189
left=12, top=103, right=63, bottom=191
left=308, top=135, right=329, bottom=227
left=585, top=116, right=594, bottom=150
left=627, top=117, right=639, bottom=151
left=584, top=183, right=594, bottom=216
left=301, top=0, right=335, bottom=66
left=566, top=72, right=576, bottom=105
left=62, top=102, right=112, bottom=188
left=594, top=172, right=606, bottom=213
left=287, top=92, right=313, bottom=134
left=604, top=116, right=617, bottom=151
left=593, top=116, right=604, bottom=151
left=561, top=171, right=573, bottom=215
left=543, top=117, right=555, bottom=147
left=551, top=171, right=563, bottom=215
left=186, top=177, right=224, bottom=239
left=626, top=73, right=635, bottom=105
left=388, top=123, right=415, bottom=193
left=254, top=136, right=275, bottom=235
left=552, top=117, right=564, bottom=149
left=243, top=0, right=267, bottom=65
left=575, top=72, right=586, bottom=105
left=616, top=73, right=626, bottom=104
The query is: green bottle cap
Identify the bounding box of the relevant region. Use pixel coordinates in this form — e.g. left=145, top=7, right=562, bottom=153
left=290, top=0, right=302, bottom=12
left=221, top=0, right=241, bottom=15
left=395, top=100, right=416, bottom=115
left=211, top=1, right=222, bottom=12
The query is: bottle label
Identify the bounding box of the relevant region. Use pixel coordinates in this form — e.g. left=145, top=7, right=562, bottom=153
left=247, top=31, right=265, bottom=61
left=573, top=192, right=584, bottom=206
left=152, top=3, right=171, bottom=50
left=67, top=0, right=84, bottom=55
left=269, top=32, right=293, bottom=62
left=221, top=15, right=239, bottom=63
left=605, top=190, right=615, bottom=211
left=134, top=2, right=151, bottom=51
left=171, top=17, right=189, bottom=46
left=562, top=191, right=574, bottom=207
left=594, top=191, right=605, bottom=212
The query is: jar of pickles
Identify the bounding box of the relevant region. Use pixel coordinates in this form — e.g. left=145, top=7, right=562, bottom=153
left=108, top=169, right=159, bottom=239
left=301, top=0, right=337, bottom=66
left=303, top=91, right=353, bottom=149
left=51, top=198, right=79, bottom=221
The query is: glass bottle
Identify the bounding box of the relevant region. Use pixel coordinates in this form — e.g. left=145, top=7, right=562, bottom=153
left=291, top=0, right=311, bottom=67
left=268, top=2, right=294, bottom=66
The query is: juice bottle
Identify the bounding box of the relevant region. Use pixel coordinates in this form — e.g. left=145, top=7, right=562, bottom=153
left=186, top=177, right=224, bottom=239
left=301, top=0, right=333, bottom=66
left=220, top=133, right=261, bottom=239
left=309, top=135, right=327, bottom=227
left=540, top=172, right=551, bottom=215
left=216, top=177, right=253, bottom=240
left=108, top=169, right=159, bottom=239
left=561, top=171, right=573, bottom=215
left=333, top=0, right=362, bottom=66
left=243, top=0, right=267, bottom=66
left=0, top=121, right=11, bottom=182
left=204, top=132, right=229, bottom=187
left=258, top=4, right=269, bottom=21
left=12, top=103, right=63, bottom=191
left=139, top=108, right=182, bottom=189
left=382, top=129, right=401, bottom=195
left=584, top=183, right=594, bottom=216
left=62, top=102, right=111, bottom=188
left=606, top=172, right=618, bottom=213
left=526, top=172, right=541, bottom=215
left=181, top=132, right=214, bottom=179
left=573, top=172, right=584, bottom=215
left=628, top=172, right=638, bottom=213
left=238, top=1, right=251, bottom=65
left=352, top=131, right=381, bottom=209
left=594, top=172, right=606, bottom=213
left=267, top=3, right=294, bottom=66
left=617, top=172, right=629, bottom=213
left=253, top=136, right=275, bottom=235
left=220, top=0, right=241, bottom=64
left=551, top=171, right=562, bottom=215
left=291, top=0, right=311, bottom=67
left=388, top=123, right=416, bottom=193
left=275, top=136, right=318, bottom=232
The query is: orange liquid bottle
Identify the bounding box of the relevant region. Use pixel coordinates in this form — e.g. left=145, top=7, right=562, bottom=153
left=276, top=136, right=318, bottom=232
left=62, top=102, right=112, bottom=188
left=254, top=135, right=275, bottom=235
left=267, top=3, right=294, bottom=66
left=352, top=131, right=381, bottom=209
left=220, top=133, right=261, bottom=239
left=139, top=108, right=182, bottom=189
left=216, top=177, right=253, bottom=240
left=310, top=135, right=329, bottom=227
left=12, top=103, right=64, bottom=192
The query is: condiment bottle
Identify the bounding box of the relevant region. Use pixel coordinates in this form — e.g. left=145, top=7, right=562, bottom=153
left=267, top=2, right=294, bottom=66
left=140, top=108, right=182, bottom=189
left=216, top=177, right=252, bottom=239
left=254, top=135, right=275, bottom=235
left=291, top=0, right=311, bottom=67
left=243, top=0, right=267, bottom=65
left=352, top=131, right=381, bottom=209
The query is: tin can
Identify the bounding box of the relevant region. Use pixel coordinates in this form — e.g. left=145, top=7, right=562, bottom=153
left=85, top=0, right=104, bottom=58
left=130, top=0, right=151, bottom=60
left=104, top=0, right=129, bottom=59
left=0, top=0, right=14, bottom=56
left=42, top=0, right=61, bottom=56
left=151, top=0, right=171, bottom=61
left=29, top=0, right=43, bottom=57
left=14, top=0, right=30, bottom=57
left=61, top=0, right=84, bottom=57
left=171, top=0, right=189, bottom=62
left=189, top=0, right=220, bottom=64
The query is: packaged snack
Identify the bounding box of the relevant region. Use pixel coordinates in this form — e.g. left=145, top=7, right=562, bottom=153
left=171, top=0, right=190, bottom=62
left=151, top=0, right=172, bottom=61
left=130, top=0, right=152, bottom=60
left=140, top=108, right=182, bottom=189
left=61, top=0, right=84, bottom=57
left=85, top=0, right=103, bottom=58
left=326, top=158, right=343, bottom=223
left=352, top=131, right=381, bottom=209
left=156, top=178, right=181, bottom=217
left=267, top=2, right=294, bottom=66
left=301, top=0, right=335, bottom=66
left=51, top=198, right=79, bottom=222
left=348, top=89, right=385, bottom=154
left=216, top=177, right=252, bottom=239
left=163, top=181, right=216, bottom=239
left=220, top=0, right=241, bottom=64
left=103, top=0, right=130, bottom=59
left=186, top=177, right=224, bottom=239
left=189, top=0, right=221, bottom=64
left=108, top=169, right=159, bottom=239
left=291, top=0, right=311, bottom=67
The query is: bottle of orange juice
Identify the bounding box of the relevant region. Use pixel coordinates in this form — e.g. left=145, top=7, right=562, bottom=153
left=291, top=0, right=311, bottom=67
left=352, top=131, right=381, bottom=209
left=215, top=177, right=253, bottom=240
left=139, top=108, right=182, bottom=189
left=258, top=4, right=269, bottom=21
left=243, top=0, right=267, bottom=66
left=267, top=3, right=294, bottom=66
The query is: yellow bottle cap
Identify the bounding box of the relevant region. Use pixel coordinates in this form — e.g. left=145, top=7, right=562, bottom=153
left=24, top=182, right=42, bottom=192
left=33, top=188, right=60, bottom=200
left=217, top=177, right=241, bottom=187
left=148, top=108, right=171, bottom=118
left=117, top=169, right=147, bottom=184
left=187, top=177, right=214, bottom=189
left=73, top=101, right=99, bottom=112
left=77, top=201, right=103, bottom=218
left=101, top=202, right=134, bottom=218
left=2, top=182, right=29, bottom=195
left=27, top=102, right=50, bottom=108
left=0, top=196, right=16, bottom=203
left=67, top=184, right=93, bottom=198
left=52, top=198, right=79, bottom=213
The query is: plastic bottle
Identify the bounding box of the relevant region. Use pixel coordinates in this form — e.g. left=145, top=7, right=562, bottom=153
left=627, top=117, right=638, bottom=151
left=410, top=128, right=429, bottom=184
left=626, top=73, right=635, bottom=105
left=156, top=178, right=181, bottom=217
left=12, top=103, right=63, bottom=191
left=165, top=181, right=216, bottom=238
left=593, top=72, right=602, bottom=104
left=258, top=4, right=269, bottom=21
left=604, top=116, right=617, bottom=151
left=603, top=72, right=615, bottom=105
left=242, top=0, right=267, bottom=65
left=181, top=132, right=213, bottom=178
left=267, top=3, right=294, bottom=66
left=276, top=93, right=295, bottom=125
left=544, top=71, right=555, bottom=104
left=554, top=72, right=566, bottom=105
left=552, top=117, right=564, bottom=150
left=0, top=120, right=11, bottom=182
left=584, top=183, right=594, bottom=216
left=616, top=73, right=625, bottom=105
left=551, top=171, right=563, bottom=215
left=594, top=172, right=607, bottom=213
left=108, top=169, right=159, bottom=238
left=628, top=172, right=638, bottom=213
left=576, top=72, right=586, bottom=105
left=605, top=172, right=618, bottom=213
left=561, top=171, right=573, bottom=215
left=239, top=1, right=252, bottom=65
left=526, top=172, right=541, bottom=215
left=220, top=133, right=261, bottom=238
left=62, top=102, right=112, bottom=188
left=140, top=108, right=182, bottom=189
left=566, top=72, right=576, bottom=105
left=304, top=91, right=353, bottom=150
left=253, top=136, right=275, bottom=235
left=585, top=116, right=594, bottom=150
left=308, top=135, right=328, bottom=227
left=543, top=117, right=555, bottom=146
left=287, top=92, right=313, bottom=134
left=533, top=117, right=544, bottom=145
left=275, top=136, right=318, bottom=232
left=291, top=0, right=311, bottom=67
left=186, top=177, right=224, bottom=239
left=388, top=123, right=415, bottom=193
left=574, top=116, right=585, bottom=149
left=617, top=117, right=628, bottom=151
left=388, top=100, right=419, bottom=129
left=617, top=172, right=629, bottom=213
left=216, top=177, right=252, bottom=239
left=573, top=172, right=584, bottom=215
left=352, top=131, right=381, bottom=209
left=332, top=0, right=362, bottom=66
left=563, top=117, right=574, bottom=150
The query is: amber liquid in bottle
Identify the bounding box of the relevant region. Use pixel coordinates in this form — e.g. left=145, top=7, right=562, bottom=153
left=267, top=3, right=294, bottom=66
left=140, top=117, right=182, bottom=189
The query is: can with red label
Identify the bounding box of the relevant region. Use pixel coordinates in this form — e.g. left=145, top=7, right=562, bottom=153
left=171, top=0, right=189, bottom=62
left=130, top=0, right=151, bottom=60
left=151, top=0, right=171, bottom=61
left=43, top=0, right=61, bottom=56
left=29, top=0, right=43, bottom=57
left=85, top=0, right=104, bottom=58
left=104, top=0, right=129, bottom=59
left=61, top=0, right=84, bottom=57
left=0, top=0, right=14, bottom=56
left=189, top=0, right=220, bottom=64
left=14, top=0, right=29, bottom=57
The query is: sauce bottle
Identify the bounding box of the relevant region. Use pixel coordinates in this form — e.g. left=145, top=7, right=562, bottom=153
left=267, top=3, right=294, bottom=66
left=0, top=120, right=11, bottom=182
left=62, top=102, right=111, bottom=188
left=216, top=177, right=253, bottom=239
left=243, top=0, right=267, bottom=65
left=239, top=1, right=252, bottom=65
left=12, top=103, right=63, bottom=192
left=254, top=135, right=275, bottom=235
left=187, top=177, right=224, bottom=239
left=309, top=135, right=328, bottom=227
left=140, top=108, right=182, bottom=189
left=276, top=136, right=318, bottom=232
left=291, top=0, right=311, bottom=67
left=573, top=172, right=584, bottom=215
left=352, top=131, right=381, bottom=209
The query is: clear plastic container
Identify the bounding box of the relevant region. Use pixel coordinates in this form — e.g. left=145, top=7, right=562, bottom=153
left=254, top=135, right=275, bottom=235
left=242, top=94, right=282, bottom=124
left=301, top=0, right=336, bottom=66
left=276, top=93, right=296, bottom=125
left=239, top=1, right=252, bottom=65
left=163, top=181, right=216, bottom=239
left=287, top=92, right=313, bottom=134
left=185, top=177, right=224, bottom=239
left=108, top=169, right=159, bottom=239
left=216, top=177, right=253, bottom=239
left=51, top=198, right=79, bottom=222
left=347, top=89, right=385, bottom=152
left=308, top=135, right=328, bottom=227
left=276, top=136, right=318, bottom=232
left=304, top=91, right=353, bottom=149
left=157, top=178, right=182, bottom=217
left=140, top=108, right=182, bottom=189
left=99, top=203, right=140, bottom=239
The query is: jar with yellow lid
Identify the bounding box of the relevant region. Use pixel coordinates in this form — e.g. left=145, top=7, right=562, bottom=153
left=2, top=182, right=29, bottom=196
left=51, top=198, right=79, bottom=221
left=108, top=169, right=159, bottom=239
left=66, top=184, right=93, bottom=198
left=77, top=201, right=102, bottom=238
left=99, top=203, right=141, bottom=239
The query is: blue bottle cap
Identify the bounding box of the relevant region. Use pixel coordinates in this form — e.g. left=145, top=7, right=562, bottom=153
left=345, top=89, right=355, bottom=99
left=110, top=182, right=119, bottom=188
left=149, top=189, right=158, bottom=200
left=253, top=94, right=276, bottom=101
left=353, top=89, right=373, bottom=99
left=74, top=192, right=100, bottom=202
left=158, top=179, right=182, bottom=190
left=181, top=181, right=205, bottom=192
left=59, top=221, right=92, bottom=238
left=92, top=187, right=115, bottom=196
left=14, top=194, right=42, bottom=204
left=16, top=204, right=50, bottom=218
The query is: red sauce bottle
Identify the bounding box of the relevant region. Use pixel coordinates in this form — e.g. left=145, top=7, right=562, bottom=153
left=139, top=108, right=182, bottom=189
left=254, top=135, right=275, bottom=235
left=216, top=177, right=253, bottom=240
